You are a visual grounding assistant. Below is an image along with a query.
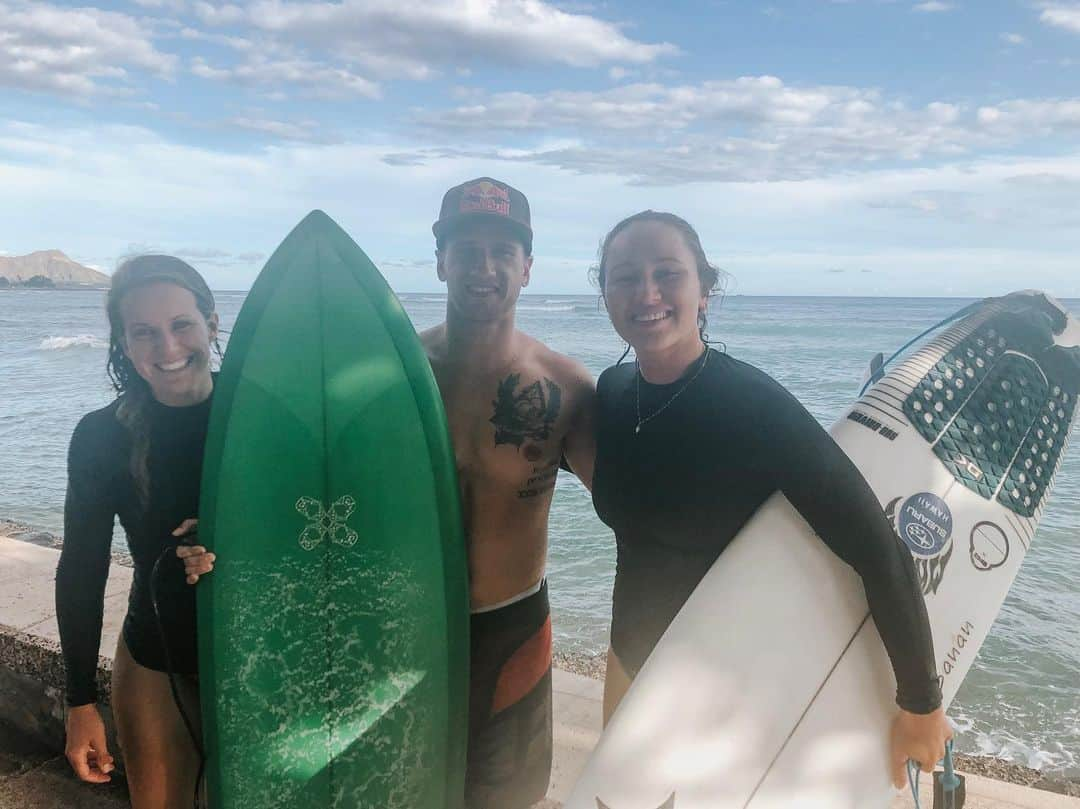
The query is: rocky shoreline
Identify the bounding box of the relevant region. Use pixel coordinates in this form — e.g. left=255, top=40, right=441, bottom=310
left=4, top=520, right=1077, bottom=798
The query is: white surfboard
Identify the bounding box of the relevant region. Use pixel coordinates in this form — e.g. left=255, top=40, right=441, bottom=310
left=567, top=291, right=1080, bottom=809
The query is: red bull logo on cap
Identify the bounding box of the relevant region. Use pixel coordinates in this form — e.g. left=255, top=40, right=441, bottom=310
left=459, top=180, right=511, bottom=217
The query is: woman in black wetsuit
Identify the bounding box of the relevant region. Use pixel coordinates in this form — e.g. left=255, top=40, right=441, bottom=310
left=591, top=211, right=952, bottom=788
left=57, top=256, right=218, bottom=807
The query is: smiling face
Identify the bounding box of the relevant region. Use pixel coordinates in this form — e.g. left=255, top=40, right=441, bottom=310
left=119, top=281, right=218, bottom=406
left=602, top=219, right=708, bottom=364
left=437, top=219, right=533, bottom=322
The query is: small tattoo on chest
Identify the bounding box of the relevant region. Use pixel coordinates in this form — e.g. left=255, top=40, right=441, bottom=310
left=517, top=461, right=559, bottom=499
left=491, top=373, right=562, bottom=448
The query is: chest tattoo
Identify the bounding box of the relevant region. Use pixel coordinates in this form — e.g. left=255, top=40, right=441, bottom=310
left=518, top=460, right=559, bottom=499
left=490, top=373, right=562, bottom=448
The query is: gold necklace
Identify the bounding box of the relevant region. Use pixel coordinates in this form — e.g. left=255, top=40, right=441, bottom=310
left=635, top=349, right=710, bottom=434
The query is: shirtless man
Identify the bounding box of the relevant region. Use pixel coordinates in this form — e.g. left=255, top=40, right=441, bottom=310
left=422, top=177, right=595, bottom=809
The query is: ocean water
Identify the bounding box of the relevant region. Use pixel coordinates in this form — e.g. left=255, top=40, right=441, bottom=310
left=2, top=289, right=1077, bottom=776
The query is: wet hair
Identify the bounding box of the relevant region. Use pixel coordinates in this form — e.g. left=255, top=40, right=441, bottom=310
left=105, top=255, right=219, bottom=506
left=590, top=210, right=728, bottom=342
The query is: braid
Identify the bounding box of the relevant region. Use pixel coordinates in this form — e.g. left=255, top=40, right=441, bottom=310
left=115, top=385, right=152, bottom=508
left=107, top=323, right=154, bottom=506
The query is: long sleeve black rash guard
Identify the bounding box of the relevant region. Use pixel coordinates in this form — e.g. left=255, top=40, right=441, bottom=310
left=592, top=349, right=942, bottom=714
left=56, top=393, right=211, bottom=706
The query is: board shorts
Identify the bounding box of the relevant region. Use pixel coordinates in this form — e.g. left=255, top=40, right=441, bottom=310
left=466, top=579, right=553, bottom=809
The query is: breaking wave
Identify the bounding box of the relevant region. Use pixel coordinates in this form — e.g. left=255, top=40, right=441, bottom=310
left=518, top=304, right=576, bottom=312
left=39, top=335, right=108, bottom=351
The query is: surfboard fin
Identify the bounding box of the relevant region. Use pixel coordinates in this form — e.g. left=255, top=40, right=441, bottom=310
left=865, top=351, right=886, bottom=386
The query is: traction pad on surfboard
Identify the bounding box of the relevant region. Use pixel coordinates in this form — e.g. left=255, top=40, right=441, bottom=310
left=903, top=306, right=1079, bottom=519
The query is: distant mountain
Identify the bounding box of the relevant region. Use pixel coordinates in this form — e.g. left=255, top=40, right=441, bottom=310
left=0, top=250, right=109, bottom=287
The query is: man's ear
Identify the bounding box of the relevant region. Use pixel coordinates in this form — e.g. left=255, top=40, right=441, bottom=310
left=436, top=250, right=447, bottom=282
left=521, top=255, right=533, bottom=288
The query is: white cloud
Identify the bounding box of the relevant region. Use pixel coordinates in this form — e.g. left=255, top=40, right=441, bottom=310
left=193, top=0, right=676, bottom=79
left=1003, top=171, right=1080, bottom=189
left=3, top=119, right=1080, bottom=295
left=132, top=0, right=191, bottom=9
left=191, top=55, right=380, bottom=98
left=192, top=1, right=247, bottom=25
left=173, top=246, right=266, bottom=264
left=0, top=1, right=177, bottom=96
left=1040, top=4, right=1080, bottom=33
left=976, top=99, right=1080, bottom=136
left=226, top=115, right=335, bottom=142
left=416, top=77, right=872, bottom=133
left=913, top=1, right=953, bottom=11
left=1001, top=32, right=1028, bottom=44
left=405, top=78, right=1080, bottom=183
left=178, top=26, right=254, bottom=51
left=399, top=75, right=1080, bottom=182
left=0, top=0, right=673, bottom=106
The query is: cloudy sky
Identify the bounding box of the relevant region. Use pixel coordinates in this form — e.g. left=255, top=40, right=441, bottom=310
left=3, top=0, right=1080, bottom=295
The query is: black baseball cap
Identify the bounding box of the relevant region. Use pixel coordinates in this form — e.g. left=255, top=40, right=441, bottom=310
left=432, top=177, right=533, bottom=254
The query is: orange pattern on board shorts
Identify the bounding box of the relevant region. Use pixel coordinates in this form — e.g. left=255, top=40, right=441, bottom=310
left=491, top=615, right=552, bottom=715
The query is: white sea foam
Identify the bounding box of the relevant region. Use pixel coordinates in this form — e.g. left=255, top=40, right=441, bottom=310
left=970, top=728, right=1078, bottom=773
left=952, top=706, right=1080, bottom=775
left=518, top=304, right=575, bottom=312
left=39, top=335, right=108, bottom=351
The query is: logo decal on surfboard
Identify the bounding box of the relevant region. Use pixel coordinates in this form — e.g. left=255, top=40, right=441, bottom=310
left=597, top=793, right=675, bottom=809
left=295, top=495, right=359, bottom=550
left=969, top=521, right=1009, bottom=571
left=886, top=492, right=954, bottom=595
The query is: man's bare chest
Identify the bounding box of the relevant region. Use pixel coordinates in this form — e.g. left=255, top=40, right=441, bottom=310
left=441, top=369, right=566, bottom=496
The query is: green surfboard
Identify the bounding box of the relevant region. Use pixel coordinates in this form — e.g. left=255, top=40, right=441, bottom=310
left=197, top=211, right=468, bottom=808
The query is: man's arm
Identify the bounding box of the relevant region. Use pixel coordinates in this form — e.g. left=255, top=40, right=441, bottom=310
left=561, top=361, right=596, bottom=490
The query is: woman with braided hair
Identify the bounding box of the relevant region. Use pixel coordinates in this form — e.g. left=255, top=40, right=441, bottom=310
left=56, top=255, right=219, bottom=808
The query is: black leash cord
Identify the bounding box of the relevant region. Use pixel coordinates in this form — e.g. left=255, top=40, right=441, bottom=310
left=150, top=544, right=207, bottom=809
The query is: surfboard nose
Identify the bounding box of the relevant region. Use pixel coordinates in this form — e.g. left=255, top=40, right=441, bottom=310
left=295, top=209, right=335, bottom=232
left=259, top=209, right=380, bottom=286
left=289, top=209, right=349, bottom=245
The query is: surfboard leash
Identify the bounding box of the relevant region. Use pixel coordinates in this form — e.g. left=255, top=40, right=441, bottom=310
left=908, top=739, right=966, bottom=809
left=151, top=541, right=208, bottom=809
left=859, top=300, right=984, bottom=397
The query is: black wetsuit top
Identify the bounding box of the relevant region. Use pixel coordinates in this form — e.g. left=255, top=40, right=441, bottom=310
left=57, top=393, right=211, bottom=706
left=593, top=349, right=942, bottom=714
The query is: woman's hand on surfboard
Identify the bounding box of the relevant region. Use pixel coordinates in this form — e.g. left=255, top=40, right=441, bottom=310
left=889, top=706, right=953, bottom=788
left=65, top=703, right=115, bottom=783
left=173, top=519, right=216, bottom=584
